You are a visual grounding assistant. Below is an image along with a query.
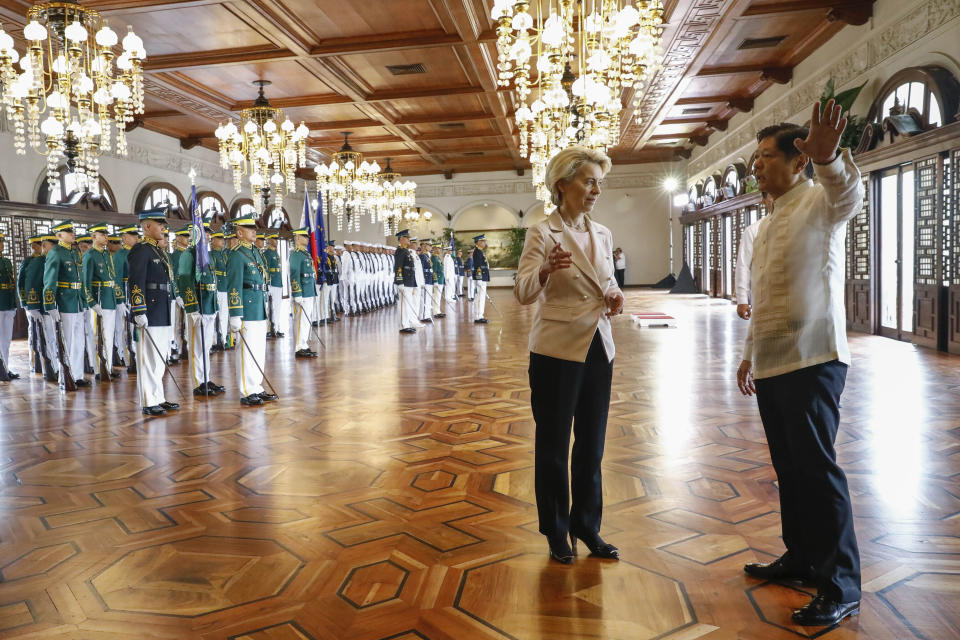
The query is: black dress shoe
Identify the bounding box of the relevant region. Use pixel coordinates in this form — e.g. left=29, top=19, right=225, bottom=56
left=160, top=401, right=179, bottom=411
left=211, top=344, right=224, bottom=352
left=276, top=332, right=285, bottom=338
left=205, top=381, right=225, bottom=394
left=570, top=532, right=619, bottom=560
left=241, top=394, right=264, bottom=406
left=142, top=405, right=166, bottom=416
left=75, top=378, right=92, bottom=387
left=193, top=385, right=212, bottom=396
left=400, top=328, right=416, bottom=334
left=7, top=371, right=19, bottom=379
left=312, top=321, right=319, bottom=327
left=110, top=372, right=121, bottom=379
left=127, top=365, right=137, bottom=375
left=295, top=349, right=316, bottom=358
left=266, top=331, right=276, bottom=338
left=436, top=313, right=446, bottom=318
left=84, top=365, right=94, bottom=374
left=547, top=536, right=574, bottom=565
left=744, top=557, right=814, bottom=583
left=257, top=392, right=278, bottom=402
left=421, top=318, right=433, bottom=323
left=792, top=595, right=860, bottom=626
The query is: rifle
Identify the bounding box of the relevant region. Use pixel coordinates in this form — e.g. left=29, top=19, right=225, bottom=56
left=30, top=316, right=43, bottom=374
left=267, top=287, right=275, bottom=336
left=54, top=320, right=77, bottom=391
left=95, top=312, right=111, bottom=383
left=34, top=318, right=56, bottom=380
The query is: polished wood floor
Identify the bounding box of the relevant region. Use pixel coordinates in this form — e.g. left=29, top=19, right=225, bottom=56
left=0, top=289, right=958, bottom=640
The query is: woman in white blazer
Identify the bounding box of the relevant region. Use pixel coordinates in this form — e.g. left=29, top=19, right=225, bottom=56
left=514, top=146, right=624, bottom=564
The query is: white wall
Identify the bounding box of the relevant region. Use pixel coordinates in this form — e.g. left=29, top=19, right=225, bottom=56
left=685, top=0, right=960, bottom=185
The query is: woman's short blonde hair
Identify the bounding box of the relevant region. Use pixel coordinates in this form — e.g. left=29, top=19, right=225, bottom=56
left=545, top=145, right=613, bottom=207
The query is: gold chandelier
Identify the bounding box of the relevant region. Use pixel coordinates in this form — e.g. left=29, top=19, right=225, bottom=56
left=314, top=133, right=380, bottom=233
left=0, top=0, right=146, bottom=194
left=492, top=0, right=664, bottom=202
left=214, top=80, right=308, bottom=213
left=377, top=158, right=417, bottom=236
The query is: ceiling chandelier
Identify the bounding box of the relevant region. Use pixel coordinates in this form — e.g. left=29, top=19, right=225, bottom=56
left=492, top=0, right=665, bottom=202
left=0, top=0, right=146, bottom=194
left=377, top=158, right=417, bottom=236
left=214, top=79, right=309, bottom=214
left=315, top=134, right=418, bottom=234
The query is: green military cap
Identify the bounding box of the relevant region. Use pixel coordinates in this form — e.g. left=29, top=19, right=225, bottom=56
left=266, top=232, right=279, bottom=239
left=224, top=229, right=236, bottom=238
left=119, top=224, right=139, bottom=234
left=291, top=227, right=309, bottom=236
left=138, top=207, right=167, bottom=223
left=42, top=234, right=57, bottom=242
left=210, top=230, right=224, bottom=238
left=174, top=225, right=191, bottom=236
left=108, top=235, right=121, bottom=243
left=52, top=220, right=75, bottom=232
left=88, top=221, right=109, bottom=233
left=232, top=216, right=258, bottom=228
left=256, top=232, right=265, bottom=239
left=27, top=235, right=41, bottom=243
left=77, top=234, right=92, bottom=243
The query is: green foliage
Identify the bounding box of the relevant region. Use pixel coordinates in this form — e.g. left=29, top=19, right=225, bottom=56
left=819, top=77, right=868, bottom=150
left=505, top=226, right=527, bottom=268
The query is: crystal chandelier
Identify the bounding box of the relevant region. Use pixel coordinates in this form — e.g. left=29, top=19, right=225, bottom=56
left=0, top=0, right=146, bottom=194
left=314, top=133, right=384, bottom=233
left=376, top=158, right=417, bottom=236
left=492, top=0, right=665, bottom=202
left=214, top=80, right=309, bottom=214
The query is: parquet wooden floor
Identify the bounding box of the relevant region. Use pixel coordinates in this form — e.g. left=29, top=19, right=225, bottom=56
left=1, top=289, right=958, bottom=640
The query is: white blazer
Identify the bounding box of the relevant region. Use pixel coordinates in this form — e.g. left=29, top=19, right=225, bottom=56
left=515, top=212, right=622, bottom=362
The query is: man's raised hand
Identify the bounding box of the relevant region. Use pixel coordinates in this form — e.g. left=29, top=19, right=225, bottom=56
left=794, top=98, right=846, bottom=164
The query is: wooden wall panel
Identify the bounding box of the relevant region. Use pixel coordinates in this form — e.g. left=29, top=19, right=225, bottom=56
left=912, top=156, right=941, bottom=349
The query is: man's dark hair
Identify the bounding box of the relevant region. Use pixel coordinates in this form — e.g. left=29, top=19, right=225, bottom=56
left=756, top=122, right=814, bottom=178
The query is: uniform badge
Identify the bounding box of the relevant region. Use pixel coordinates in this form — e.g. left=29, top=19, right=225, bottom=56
left=44, top=289, right=55, bottom=304
left=229, top=289, right=241, bottom=307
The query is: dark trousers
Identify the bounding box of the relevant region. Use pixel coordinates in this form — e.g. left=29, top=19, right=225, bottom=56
left=755, top=360, right=860, bottom=602
left=614, top=269, right=625, bottom=289
left=529, top=331, right=613, bottom=539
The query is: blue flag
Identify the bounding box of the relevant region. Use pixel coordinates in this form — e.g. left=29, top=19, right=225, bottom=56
left=190, top=184, right=210, bottom=281
left=304, top=191, right=320, bottom=274
left=316, top=195, right=327, bottom=276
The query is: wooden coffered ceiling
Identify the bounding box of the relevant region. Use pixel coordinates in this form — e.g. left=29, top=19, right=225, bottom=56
left=0, top=0, right=875, bottom=177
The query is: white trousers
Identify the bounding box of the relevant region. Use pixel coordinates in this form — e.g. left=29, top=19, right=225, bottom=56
left=0, top=309, right=14, bottom=369
left=217, top=292, right=229, bottom=345
left=87, top=308, right=117, bottom=375
left=114, top=303, right=128, bottom=363
left=432, top=284, right=442, bottom=315
left=58, top=312, right=86, bottom=383
left=325, top=283, right=338, bottom=319
left=188, top=313, right=216, bottom=387
left=399, top=286, right=418, bottom=330
left=41, top=314, right=59, bottom=375
left=467, top=277, right=475, bottom=300
left=458, top=275, right=465, bottom=295
left=474, top=281, right=488, bottom=320
left=169, top=301, right=181, bottom=352
left=237, top=319, right=266, bottom=397
left=444, top=280, right=457, bottom=303
left=420, top=285, right=432, bottom=320
left=138, top=324, right=171, bottom=407
left=292, top=298, right=314, bottom=351
left=268, top=286, right=285, bottom=333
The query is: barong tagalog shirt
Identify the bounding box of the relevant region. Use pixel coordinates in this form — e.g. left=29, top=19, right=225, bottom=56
left=743, top=148, right=863, bottom=380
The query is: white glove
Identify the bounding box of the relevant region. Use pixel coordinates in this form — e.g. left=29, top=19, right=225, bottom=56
left=229, top=316, right=242, bottom=334
left=93, top=303, right=102, bottom=315
left=134, top=314, right=148, bottom=328
left=189, top=312, right=201, bottom=323
left=48, top=309, right=60, bottom=323
left=175, top=296, right=185, bottom=309
left=28, top=309, right=41, bottom=320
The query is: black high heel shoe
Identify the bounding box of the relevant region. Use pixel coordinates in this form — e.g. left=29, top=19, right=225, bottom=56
left=570, top=532, right=619, bottom=560
left=547, top=536, right=575, bottom=564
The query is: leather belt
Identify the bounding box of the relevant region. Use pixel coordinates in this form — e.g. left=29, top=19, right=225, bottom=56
left=243, top=283, right=268, bottom=291
left=93, top=280, right=114, bottom=287
left=0, top=284, right=12, bottom=290
left=146, top=283, right=170, bottom=291
left=200, top=284, right=217, bottom=291
left=57, top=281, right=82, bottom=289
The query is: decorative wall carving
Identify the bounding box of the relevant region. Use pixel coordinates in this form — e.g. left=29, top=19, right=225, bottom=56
left=687, top=0, right=960, bottom=178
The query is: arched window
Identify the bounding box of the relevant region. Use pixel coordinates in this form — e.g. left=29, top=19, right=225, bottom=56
left=868, top=66, right=959, bottom=129
left=229, top=198, right=256, bottom=220
left=685, top=183, right=701, bottom=212
left=265, top=206, right=290, bottom=230
left=135, top=183, right=187, bottom=219
left=722, top=163, right=746, bottom=199
left=37, top=166, right=116, bottom=211
left=197, top=191, right=227, bottom=220
left=702, top=176, right=718, bottom=206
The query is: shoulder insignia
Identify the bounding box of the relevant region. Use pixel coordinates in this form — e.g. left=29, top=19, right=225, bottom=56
left=131, top=284, right=144, bottom=307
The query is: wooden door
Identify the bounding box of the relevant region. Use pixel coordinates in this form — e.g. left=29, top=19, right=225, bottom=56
left=846, top=175, right=873, bottom=332
left=912, top=155, right=943, bottom=349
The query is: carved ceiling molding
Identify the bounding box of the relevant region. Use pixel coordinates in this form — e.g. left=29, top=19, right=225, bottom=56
left=143, top=78, right=232, bottom=122
left=686, top=0, right=960, bottom=180
left=621, top=0, right=731, bottom=150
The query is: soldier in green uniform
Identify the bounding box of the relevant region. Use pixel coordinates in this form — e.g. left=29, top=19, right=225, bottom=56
left=43, top=220, right=90, bottom=388
left=209, top=230, right=231, bottom=351
left=17, top=235, right=43, bottom=378
left=114, top=225, right=138, bottom=372
left=226, top=217, right=276, bottom=406
left=288, top=227, right=318, bottom=358
left=81, top=222, right=121, bottom=381
left=263, top=232, right=285, bottom=338
left=431, top=243, right=445, bottom=319
left=0, top=231, right=20, bottom=377
left=178, top=221, right=224, bottom=396
left=22, top=235, right=58, bottom=381
left=169, top=224, right=190, bottom=363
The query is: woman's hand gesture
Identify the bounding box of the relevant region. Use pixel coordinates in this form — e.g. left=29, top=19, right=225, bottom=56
left=539, top=240, right=573, bottom=285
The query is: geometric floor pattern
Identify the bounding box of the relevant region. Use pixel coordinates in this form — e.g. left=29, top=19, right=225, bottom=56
left=0, top=289, right=958, bottom=639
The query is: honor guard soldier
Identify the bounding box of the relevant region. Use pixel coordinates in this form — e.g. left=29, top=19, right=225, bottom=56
left=169, top=225, right=191, bottom=363
left=82, top=222, right=120, bottom=381
left=210, top=230, right=231, bottom=351
left=43, top=220, right=91, bottom=388
left=225, top=216, right=277, bottom=406
left=464, top=251, right=475, bottom=301
left=0, top=231, right=19, bottom=378
left=178, top=220, right=224, bottom=397
left=431, top=243, right=445, bottom=318
left=394, top=230, right=419, bottom=333
left=289, top=227, right=318, bottom=357
left=76, top=233, right=92, bottom=256
left=115, top=225, right=139, bottom=373
left=128, top=208, right=180, bottom=416
left=443, top=244, right=457, bottom=304
left=472, top=234, right=490, bottom=323
left=418, top=240, right=435, bottom=323
left=107, top=233, right=126, bottom=367
left=454, top=249, right=464, bottom=299
left=31, top=236, right=60, bottom=381
left=17, top=235, right=43, bottom=379
left=264, top=232, right=285, bottom=338
left=323, top=241, right=340, bottom=323
left=74, top=231, right=95, bottom=374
